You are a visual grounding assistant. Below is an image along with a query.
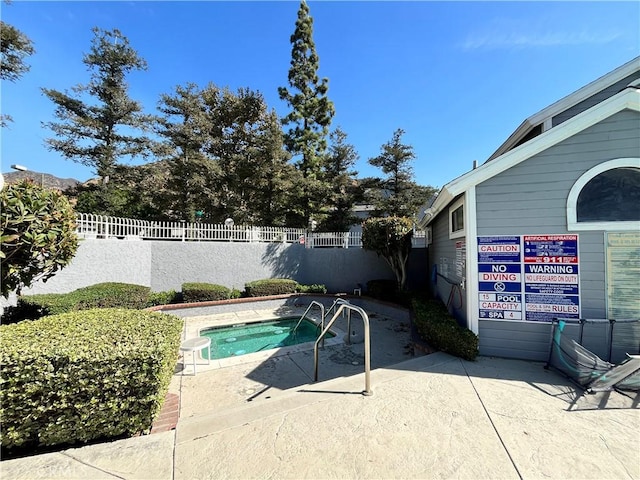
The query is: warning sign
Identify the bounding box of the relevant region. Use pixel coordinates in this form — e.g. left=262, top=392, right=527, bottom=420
left=478, top=235, right=580, bottom=322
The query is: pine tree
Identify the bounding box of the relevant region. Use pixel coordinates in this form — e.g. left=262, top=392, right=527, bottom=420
left=278, top=0, right=335, bottom=227
left=207, top=87, right=297, bottom=225
left=156, top=83, right=218, bottom=222
left=368, top=129, right=437, bottom=218
left=42, top=28, right=155, bottom=187
left=321, top=128, right=361, bottom=231
left=1, top=16, right=35, bottom=126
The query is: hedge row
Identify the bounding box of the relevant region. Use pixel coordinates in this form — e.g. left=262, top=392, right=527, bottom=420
left=0, top=309, right=183, bottom=450
left=12, top=283, right=152, bottom=319
left=412, top=298, right=479, bottom=361
left=182, top=282, right=233, bottom=303
left=2, top=280, right=330, bottom=324
left=245, top=278, right=299, bottom=297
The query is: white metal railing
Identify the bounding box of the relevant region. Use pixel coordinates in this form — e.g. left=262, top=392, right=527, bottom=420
left=75, top=213, right=427, bottom=249
left=305, top=231, right=360, bottom=249
left=75, top=213, right=306, bottom=244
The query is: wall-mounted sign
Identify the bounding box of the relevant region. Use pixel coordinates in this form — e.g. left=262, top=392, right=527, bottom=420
left=606, top=232, right=640, bottom=319
left=477, top=236, right=523, bottom=320
left=478, top=235, right=580, bottom=322
left=456, top=241, right=466, bottom=278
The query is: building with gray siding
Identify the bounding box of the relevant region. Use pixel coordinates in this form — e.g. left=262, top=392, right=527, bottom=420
left=418, top=57, right=640, bottom=361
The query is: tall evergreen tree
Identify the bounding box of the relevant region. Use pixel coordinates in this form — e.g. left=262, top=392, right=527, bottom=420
left=368, top=128, right=437, bottom=218
left=1, top=8, right=35, bottom=126
left=42, top=28, right=155, bottom=187
left=278, top=0, right=335, bottom=227
left=321, top=128, right=361, bottom=231
left=156, top=83, right=217, bottom=222
left=207, top=87, right=297, bottom=225
left=0, top=20, right=34, bottom=83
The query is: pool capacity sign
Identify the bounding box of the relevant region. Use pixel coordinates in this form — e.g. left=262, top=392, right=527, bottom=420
left=477, top=235, right=580, bottom=322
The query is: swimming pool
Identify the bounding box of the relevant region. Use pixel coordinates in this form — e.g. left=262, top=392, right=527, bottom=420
left=199, top=317, right=335, bottom=360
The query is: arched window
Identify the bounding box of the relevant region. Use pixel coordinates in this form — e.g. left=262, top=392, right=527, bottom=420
left=567, top=158, right=640, bottom=231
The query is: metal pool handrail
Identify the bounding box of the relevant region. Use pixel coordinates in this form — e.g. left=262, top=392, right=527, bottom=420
left=314, top=303, right=372, bottom=396
left=325, top=297, right=356, bottom=345
left=292, top=300, right=326, bottom=340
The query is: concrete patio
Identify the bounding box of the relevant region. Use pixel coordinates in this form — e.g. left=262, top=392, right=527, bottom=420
left=2, top=349, right=638, bottom=479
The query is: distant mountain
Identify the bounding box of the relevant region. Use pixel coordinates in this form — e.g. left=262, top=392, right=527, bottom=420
left=2, top=171, right=81, bottom=191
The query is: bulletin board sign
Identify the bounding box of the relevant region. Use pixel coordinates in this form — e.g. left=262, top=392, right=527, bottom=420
left=478, top=235, right=580, bottom=322
left=606, top=232, right=640, bottom=319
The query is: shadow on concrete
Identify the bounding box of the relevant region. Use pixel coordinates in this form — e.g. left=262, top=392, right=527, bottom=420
left=239, top=309, right=415, bottom=400
left=385, top=353, right=640, bottom=411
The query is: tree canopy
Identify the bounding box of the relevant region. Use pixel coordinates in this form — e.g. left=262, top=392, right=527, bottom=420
left=321, top=128, right=362, bottom=231
left=42, top=28, right=155, bottom=186
left=367, top=129, right=437, bottom=218
left=361, top=216, right=414, bottom=290
left=1, top=15, right=35, bottom=126
left=278, top=0, right=335, bottom=227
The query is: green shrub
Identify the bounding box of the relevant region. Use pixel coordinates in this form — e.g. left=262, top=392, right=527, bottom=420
left=0, top=309, right=183, bottom=450
left=245, top=278, right=298, bottom=297
left=17, top=283, right=151, bottom=318
left=147, top=290, right=181, bottom=307
left=366, top=279, right=398, bottom=302
left=412, top=298, right=479, bottom=361
left=230, top=288, right=242, bottom=299
left=296, top=284, right=327, bottom=294
left=1, top=179, right=78, bottom=297
left=181, top=282, right=231, bottom=303
left=73, top=283, right=150, bottom=310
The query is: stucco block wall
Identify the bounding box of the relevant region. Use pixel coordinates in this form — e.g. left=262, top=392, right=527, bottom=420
left=24, top=240, right=426, bottom=296
left=23, top=239, right=153, bottom=295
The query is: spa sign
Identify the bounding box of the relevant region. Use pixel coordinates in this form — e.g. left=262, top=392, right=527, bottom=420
left=477, top=235, right=580, bottom=322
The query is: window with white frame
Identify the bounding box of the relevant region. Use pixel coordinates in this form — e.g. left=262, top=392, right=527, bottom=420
left=449, top=197, right=465, bottom=239
left=567, top=158, right=640, bottom=231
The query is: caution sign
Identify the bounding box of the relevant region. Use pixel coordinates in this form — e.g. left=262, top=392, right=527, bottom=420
left=477, top=237, right=523, bottom=320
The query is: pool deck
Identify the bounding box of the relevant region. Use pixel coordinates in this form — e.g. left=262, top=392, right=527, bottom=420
left=2, top=306, right=639, bottom=479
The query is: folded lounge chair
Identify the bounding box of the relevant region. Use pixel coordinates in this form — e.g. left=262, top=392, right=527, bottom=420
left=546, top=319, right=640, bottom=393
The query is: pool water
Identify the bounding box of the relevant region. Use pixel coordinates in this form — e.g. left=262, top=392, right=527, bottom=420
left=199, top=317, right=335, bottom=360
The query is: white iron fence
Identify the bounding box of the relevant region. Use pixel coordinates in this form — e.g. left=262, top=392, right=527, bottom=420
left=75, top=213, right=427, bottom=249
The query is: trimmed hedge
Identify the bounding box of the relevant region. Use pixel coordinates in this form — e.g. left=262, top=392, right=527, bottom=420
left=412, top=298, right=479, bottom=361
left=16, top=283, right=151, bottom=317
left=296, top=284, right=327, bottom=294
left=147, top=290, right=181, bottom=307
left=181, top=282, right=231, bottom=303
left=245, top=278, right=298, bottom=297
left=0, top=309, right=183, bottom=451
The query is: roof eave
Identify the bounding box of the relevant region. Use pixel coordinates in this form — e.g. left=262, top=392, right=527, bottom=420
left=486, top=56, right=640, bottom=163
left=422, top=87, right=640, bottom=227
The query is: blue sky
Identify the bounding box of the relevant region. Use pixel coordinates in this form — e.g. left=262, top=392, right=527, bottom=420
left=1, top=1, right=639, bottom=189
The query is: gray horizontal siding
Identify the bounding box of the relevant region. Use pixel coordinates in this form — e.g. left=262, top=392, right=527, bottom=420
left=427, top=201, right=468, bottom=327
left=476, top=110, right=640, bottom=235
left=479, top=320, right=553, bottom=361
left=552, top=71, right=640, bottom=126
left=475, top=109, right=639, bottom=361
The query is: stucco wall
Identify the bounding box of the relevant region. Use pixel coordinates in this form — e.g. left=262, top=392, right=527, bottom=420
left=23, top=239, right=153, bottom=295
left=23, top=239, right=424, bottom=295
